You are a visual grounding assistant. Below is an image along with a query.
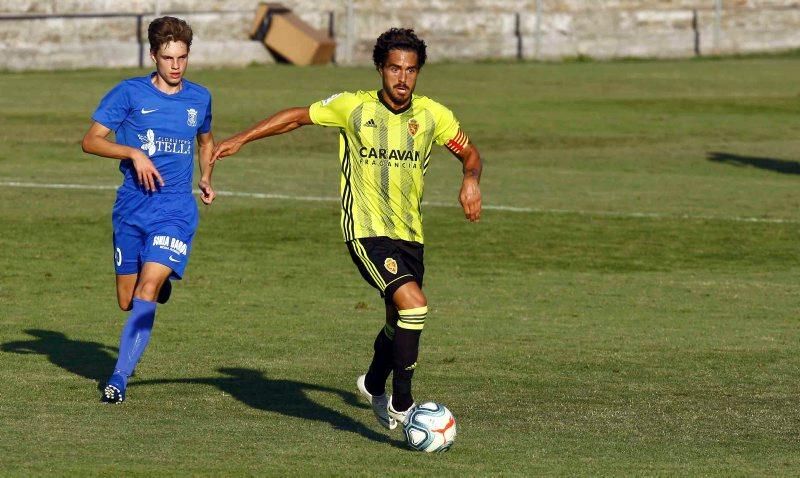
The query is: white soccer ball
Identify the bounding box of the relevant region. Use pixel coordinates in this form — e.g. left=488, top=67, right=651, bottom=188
left=403, top=402, right=457, bottom=452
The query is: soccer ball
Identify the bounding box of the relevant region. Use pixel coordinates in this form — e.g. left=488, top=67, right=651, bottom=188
left=403, top=402, right=457, bottom=452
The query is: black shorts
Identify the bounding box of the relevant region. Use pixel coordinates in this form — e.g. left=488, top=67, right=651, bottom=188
left=346, top=236, right=424, bottom=300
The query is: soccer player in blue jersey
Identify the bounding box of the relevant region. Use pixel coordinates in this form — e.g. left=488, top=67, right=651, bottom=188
left=81, top=16, right=216, bottom=404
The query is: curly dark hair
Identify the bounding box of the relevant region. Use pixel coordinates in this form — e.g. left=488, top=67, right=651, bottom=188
left=372, top=28, right=427, bottom=69
left=148, top=16, right=193, bottom=53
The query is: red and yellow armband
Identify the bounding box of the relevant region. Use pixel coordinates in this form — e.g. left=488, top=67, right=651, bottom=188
left=445, top=129, right=470, bottom=154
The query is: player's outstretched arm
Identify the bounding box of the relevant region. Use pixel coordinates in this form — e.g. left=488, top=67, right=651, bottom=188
left=196, top=131, right=216, bottom=205
left=82, top=121, right=164, bottom=192
left=211, top=107, right=313, bottom=163
left=452, top=142, right=483, bottom=222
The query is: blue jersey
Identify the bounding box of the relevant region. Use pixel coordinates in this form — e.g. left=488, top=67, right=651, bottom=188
left=92, top=73, right=212, bottom=194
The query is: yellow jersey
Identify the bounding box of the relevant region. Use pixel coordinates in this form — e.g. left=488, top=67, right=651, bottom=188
left=309, top=90, right=468, bottom=244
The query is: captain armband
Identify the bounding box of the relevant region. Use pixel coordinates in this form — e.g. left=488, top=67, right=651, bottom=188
left=445, top=129, right=469, bottom=154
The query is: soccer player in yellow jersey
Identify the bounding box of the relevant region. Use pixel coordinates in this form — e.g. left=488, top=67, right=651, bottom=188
left=212, top=28, right=482, bottom=431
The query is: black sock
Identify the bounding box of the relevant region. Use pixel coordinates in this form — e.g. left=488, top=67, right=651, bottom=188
left=365, top=324, right=394, bottom=395
left=391, top=327, right=421, bottom=411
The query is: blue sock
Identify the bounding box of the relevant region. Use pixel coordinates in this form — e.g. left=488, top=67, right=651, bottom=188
left=111, top=298, right=157, bottom=388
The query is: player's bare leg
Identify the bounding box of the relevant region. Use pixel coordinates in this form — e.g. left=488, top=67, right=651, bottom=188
left=133, top=262, right=172, bottom=301
left=392, top=281, right=426, bottom=310
left=387, top=281, right=427, bottom=424
left=115, top=274, right=137, bottom=311
left=103, top=262, right=173, bottom=403
left=116, top=266, right=172, bottom=311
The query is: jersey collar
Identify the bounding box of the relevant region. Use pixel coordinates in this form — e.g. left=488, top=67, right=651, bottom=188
left=377, top=90, right=413, bottom=115
left=147, top=72, right=186, bottom=98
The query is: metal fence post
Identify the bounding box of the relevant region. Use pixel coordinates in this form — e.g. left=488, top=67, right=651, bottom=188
left=534, top=0, right=542, bottom=60
left=328, top=11, right=336, bottom=64
left=137, top=14, right=144, bottom=68
left=713, top=0, right=722, bottom=53
left=345, top=0, right=354, bottom=65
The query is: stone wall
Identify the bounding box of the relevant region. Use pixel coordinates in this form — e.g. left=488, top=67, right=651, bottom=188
left=0, top=1, right=799, bottom=70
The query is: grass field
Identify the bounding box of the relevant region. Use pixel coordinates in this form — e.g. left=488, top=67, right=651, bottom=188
left=1, top=56, right=800, bottom=475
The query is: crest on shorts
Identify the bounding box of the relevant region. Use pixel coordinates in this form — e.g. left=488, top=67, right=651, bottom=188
left=384, top=258, right=398, bottom=275
left=187, top=108, right=198, bottom=127
left=407, top=118, right=419, bottom=136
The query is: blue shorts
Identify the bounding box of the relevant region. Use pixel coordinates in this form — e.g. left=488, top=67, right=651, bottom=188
left=111, top=188, right=198, bottom=280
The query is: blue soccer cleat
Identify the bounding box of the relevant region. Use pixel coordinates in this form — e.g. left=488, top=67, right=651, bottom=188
left=101, top=373, right=126, bottom=404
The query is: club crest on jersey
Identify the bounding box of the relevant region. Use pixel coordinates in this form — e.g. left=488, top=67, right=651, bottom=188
left=408, top=118, right=419, bottom=136
left=187, top=108, right=198, bottom=127
left=384, top=258, right=398, bottom=275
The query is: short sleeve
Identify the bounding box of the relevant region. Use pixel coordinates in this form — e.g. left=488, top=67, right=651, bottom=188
left=198, top=96, right=212, bottom=134
left=309, top=92, right=359, bottom=128
left=432, top=103, right=461, bottom=146
left=92, top=82, right=131, bottom=131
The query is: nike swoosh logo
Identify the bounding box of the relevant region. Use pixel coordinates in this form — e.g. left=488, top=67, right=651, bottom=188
left=168, top=256, right=181, bottom=263
left=141, top=108, right=158, bottom=114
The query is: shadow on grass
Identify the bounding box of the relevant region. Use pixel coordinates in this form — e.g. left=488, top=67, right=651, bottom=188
left=1, top=328, right=117, bottom=388
left=707, top=151, right=800, bottom=175
left=1, top=330, right=403, bottom=446
left=132, top=367, right=404, bottom=446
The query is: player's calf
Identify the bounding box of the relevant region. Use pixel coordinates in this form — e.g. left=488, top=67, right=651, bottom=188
left=391, top=306, right=426, bottom=411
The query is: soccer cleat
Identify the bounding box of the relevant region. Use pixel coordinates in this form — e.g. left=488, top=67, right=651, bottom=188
left=156, top=279, right=172, bottom=305
left=388, top=398, right=415, bottom=426
left=101, top=374, right=126, bottom=404
left=357, top=374, right=397, bottom=430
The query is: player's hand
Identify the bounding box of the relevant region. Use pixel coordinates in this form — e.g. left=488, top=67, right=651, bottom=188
left=198, top=179, right=216, bottom=205
left=459, top=177, right=482, bottom=222
left=130, top=149, right=164, bottom=192
left=211, top=138, right=244, bottom=163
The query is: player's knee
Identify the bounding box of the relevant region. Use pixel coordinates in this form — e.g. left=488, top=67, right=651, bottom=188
left=401, top=294, right=426, bottom=310
left=134, top=281, right=161, bottom=302
left=391, top=281, right=427, bottom=310
left=116, top=289, right=134, bottom=311
left=117, top=297, right=133, bottom=311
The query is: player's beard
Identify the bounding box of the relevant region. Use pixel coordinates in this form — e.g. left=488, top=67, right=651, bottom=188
left=383, top=83, right=413, bottom=108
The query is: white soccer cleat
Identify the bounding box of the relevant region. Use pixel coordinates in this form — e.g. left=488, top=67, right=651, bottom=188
left=357, top=374, right=397, bottom=430
left=388, top=398, right=415, bottom=426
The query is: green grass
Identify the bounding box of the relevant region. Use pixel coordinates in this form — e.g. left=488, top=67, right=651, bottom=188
left=1, top=58, right=800, bottom=475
